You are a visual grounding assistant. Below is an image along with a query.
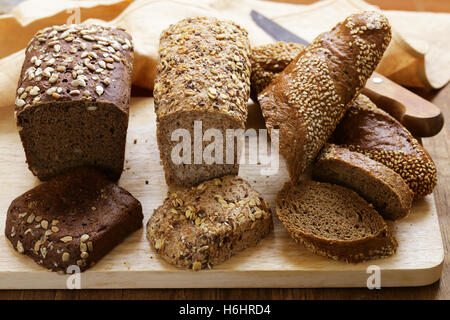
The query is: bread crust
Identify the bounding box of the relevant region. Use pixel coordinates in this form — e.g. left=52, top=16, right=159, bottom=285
left=332, top=94, right=437, bottom=198
left=313, top=143, right=413, bottom=220
left=5, top=167, right=143, bottom=273
left=146, top=176, right=272, bottom=270
left=276, top=180, right=397, bottom=263
left=258, top=11, right=392, bottom=183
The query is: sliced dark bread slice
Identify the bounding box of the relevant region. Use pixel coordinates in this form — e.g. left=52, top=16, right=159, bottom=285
left=5, top=167, right=143, bottom=272
left=276, top=180, right=397, bottom=263
left=313, top=144, right=413, bottom=220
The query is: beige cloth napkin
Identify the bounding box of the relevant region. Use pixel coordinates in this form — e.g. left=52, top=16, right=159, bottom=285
left=0, top=0, right=449, bottom=109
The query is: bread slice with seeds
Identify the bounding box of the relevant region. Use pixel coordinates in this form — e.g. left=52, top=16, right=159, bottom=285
left=5, top=167, right=143, bottom=272
left=154, top=17, right=251, bottom=187
left=276, top=180, right=397, bottom=263
left=258, top=11, right=391, bottom=183
left=331, top=94, right=437, bottom=198
left=15, top=24, right=134, bottom=181
left=313, top=143, right=413, bottom=220
left=250, top=42, right=305, bottom=102
left=146, top=175, right=272, bottom=270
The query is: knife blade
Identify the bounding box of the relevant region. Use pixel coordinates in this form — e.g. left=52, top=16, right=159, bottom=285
left=250, top=10, right=444, bottom=138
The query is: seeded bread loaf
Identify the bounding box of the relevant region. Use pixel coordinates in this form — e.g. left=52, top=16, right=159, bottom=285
left=276, top=180, right=397, bottom=263
left=147, top=175, right=272, bottom=270
left=154, top=17, right=251, bottom=187
left=313, top=144, right=413, bottom=220
left=258, top=11, right=391, bottom=183
left=331, top=94, right=437, bottom=198
left=15, top=24, right=134, bottom=181
left=5, top=167, right=143, bottom=272
left=250, top=42, right=305, bottom=102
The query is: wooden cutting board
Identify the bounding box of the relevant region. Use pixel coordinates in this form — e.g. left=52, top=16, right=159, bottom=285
left=0, top=97, right=444, bottom=289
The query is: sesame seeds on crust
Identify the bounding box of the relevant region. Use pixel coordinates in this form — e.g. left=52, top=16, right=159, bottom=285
left=334, top=94, right=437, bottom=199
left=258, top=11, right=392, bottom=182
left=342, top=145, right=437, bottom=199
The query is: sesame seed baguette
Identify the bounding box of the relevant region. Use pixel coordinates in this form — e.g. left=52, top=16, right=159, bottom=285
left=331, top=94, right=437, bottom=199
left=146, top=176, right=272, bottom=271
left=5, top=167, right=143, bottom=273
left=250, top=42, right=305, bottom=102
left=258, top=11, right=392, bottom=184
left=276, top=180, right=397, bottom=263
left=15, top=24, right=134, bottom=181
left=154, top=17, right=251, bottom=187
left=313, top=143, right=413, bottom=220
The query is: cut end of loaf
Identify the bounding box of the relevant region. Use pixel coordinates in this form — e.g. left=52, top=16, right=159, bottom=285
left=17, top=101, right=128, bottom=181
left=157, top=110, right=243, bottom=187
left=313, top=143, right=413, bottom=220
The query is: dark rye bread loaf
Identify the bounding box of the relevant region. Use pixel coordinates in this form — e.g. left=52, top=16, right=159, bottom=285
left=258, top=11, right=391, bottom=183
left=313, top=144, right=413, bottom=220
left=15, top=24, right=134, bottom=181
left=331, top=94, right=437, bottom=199
left=147, top=176, right=272, bottom=270
left=250, top=42, right=305, bottom=102
left=5, top=167, right=143, bottom=272
left=154, top=17, right=251, bottom=187
left=276, top=180, right=397, bottom=263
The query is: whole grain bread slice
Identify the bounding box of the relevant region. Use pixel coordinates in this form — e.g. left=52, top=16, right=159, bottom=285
left=313, top=144, right=413, bottom=220
left=147, top=175, right=272, bottom=270
left=276, top=180, right=397, bottom=263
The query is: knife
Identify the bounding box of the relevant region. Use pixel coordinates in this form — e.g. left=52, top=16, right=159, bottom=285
left=250, top=10, right=444, bottom=138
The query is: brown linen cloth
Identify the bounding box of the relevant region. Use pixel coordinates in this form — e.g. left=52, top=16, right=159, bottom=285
left=0, top=0, right=449, bottom=109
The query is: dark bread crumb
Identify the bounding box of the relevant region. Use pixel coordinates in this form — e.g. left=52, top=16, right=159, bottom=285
left=276, top=180, right=397, bottom=263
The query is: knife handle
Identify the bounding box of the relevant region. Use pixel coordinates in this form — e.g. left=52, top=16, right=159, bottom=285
left=362, top=72, right=444, bottom=137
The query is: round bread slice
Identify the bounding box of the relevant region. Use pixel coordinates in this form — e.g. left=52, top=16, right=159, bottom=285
left=276, top=180, right=397, bottom=263
left=313, top=144, right=413, bottom=220
left=146, top=175, right=272, bottom=271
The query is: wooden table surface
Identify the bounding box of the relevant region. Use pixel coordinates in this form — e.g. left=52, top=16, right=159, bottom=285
left=0, top=0, right=448, bottom=300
